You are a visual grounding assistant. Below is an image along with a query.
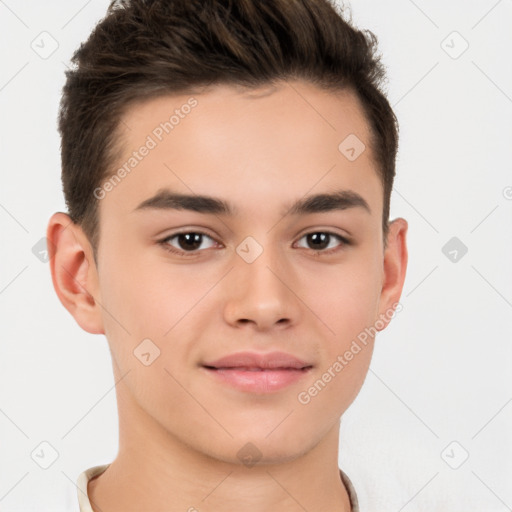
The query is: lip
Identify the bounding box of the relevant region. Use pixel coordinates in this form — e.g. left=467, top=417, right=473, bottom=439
left=201, top=351, right=313, bottom=393
left=203, top=351, right=312, bottom=370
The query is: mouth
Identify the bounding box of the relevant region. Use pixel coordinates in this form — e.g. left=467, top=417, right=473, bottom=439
left=201, top=351, right=313, bottom=393
left=204, top=366, right=312, bottom=371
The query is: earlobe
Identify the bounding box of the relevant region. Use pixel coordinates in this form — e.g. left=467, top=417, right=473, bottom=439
left=46, top=212, right=105, bottom=335
left=376, top=218, right=408, bottom=331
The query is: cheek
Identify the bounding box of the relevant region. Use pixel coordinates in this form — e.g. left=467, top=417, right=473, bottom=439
left=298, top=271, right=379, bottom=408
left=299, top=260, right=381, bottom=347
left=98, top=247, right=196, bottom=335
left=96, top=250, right=213, bottom=384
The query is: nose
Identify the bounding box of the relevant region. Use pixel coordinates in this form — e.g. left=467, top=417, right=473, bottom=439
left=222, top=242, right=302, bottom=332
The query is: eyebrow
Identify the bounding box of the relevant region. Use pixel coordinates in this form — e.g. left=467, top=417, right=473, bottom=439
left=133, top=188, right=371, bottom=217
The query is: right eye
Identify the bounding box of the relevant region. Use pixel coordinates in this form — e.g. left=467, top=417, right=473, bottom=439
left=159, top=231, right=220, bottom=257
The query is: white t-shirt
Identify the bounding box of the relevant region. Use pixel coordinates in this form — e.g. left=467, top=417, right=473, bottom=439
left=77, top=463, right=360, bottom=511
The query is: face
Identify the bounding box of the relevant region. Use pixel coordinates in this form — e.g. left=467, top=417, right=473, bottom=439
left=64, top=80, right=406, bottom=464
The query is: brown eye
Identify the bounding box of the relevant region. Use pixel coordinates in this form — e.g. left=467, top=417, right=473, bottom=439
left=160, top=231, right=218, bottom=256
left=174, top=233, right=204, bottom=251
left=295, top=231, right=350, bottom=254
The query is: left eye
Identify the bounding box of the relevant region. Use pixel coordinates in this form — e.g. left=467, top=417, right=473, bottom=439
left=295, top=232, right=349, bottom=252
left=159, top=231, right=349, bottom=256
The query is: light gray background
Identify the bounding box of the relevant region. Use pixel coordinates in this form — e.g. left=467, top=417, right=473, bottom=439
left=1, top=1, right=511, bottom=511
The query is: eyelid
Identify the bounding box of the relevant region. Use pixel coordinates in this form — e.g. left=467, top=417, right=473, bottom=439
left=295, top=226, right=352, bottom=242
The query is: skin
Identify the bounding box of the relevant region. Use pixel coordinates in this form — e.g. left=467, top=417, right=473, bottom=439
left=47, top=79, right=408, bottom=512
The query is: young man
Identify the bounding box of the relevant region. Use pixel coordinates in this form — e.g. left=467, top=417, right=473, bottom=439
left=47, top=0, right=408, bottom=510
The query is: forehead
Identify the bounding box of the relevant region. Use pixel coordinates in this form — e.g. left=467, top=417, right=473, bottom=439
left=103, top=80, right=381, bottom=221
left=119, top=80, right=372, bottom=143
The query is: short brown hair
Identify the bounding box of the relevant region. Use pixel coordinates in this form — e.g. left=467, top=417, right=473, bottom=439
left=59, top=0, right=399, bottom=254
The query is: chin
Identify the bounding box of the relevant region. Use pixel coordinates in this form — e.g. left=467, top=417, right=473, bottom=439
left=197, top=432, right=314, bottom=468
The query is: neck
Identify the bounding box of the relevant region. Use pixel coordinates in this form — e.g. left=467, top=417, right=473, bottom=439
left=88, top=379, right=353, bottom=512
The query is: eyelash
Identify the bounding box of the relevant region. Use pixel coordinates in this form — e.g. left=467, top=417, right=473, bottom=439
left=157, top=230, right=351, bottom=258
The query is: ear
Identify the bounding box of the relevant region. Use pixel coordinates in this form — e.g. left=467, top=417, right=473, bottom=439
left=376, top=217, right=408, bottom=330
left=46, top=212, right=105, bottom=334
